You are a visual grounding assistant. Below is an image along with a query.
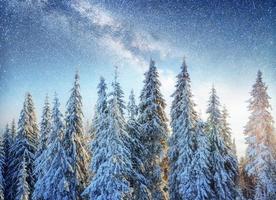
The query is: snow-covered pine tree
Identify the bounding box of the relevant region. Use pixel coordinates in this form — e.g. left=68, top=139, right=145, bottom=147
left=89, top=77, right=108, bottom=175
left=244, top=70, right=276, bottom=199
left=168, top=58, right=197, bottom=200
left=206, top=87, right=234, bottom=200
left=83, top=75, right=133, bottom=200
left=11, top=119, right=17, bottom=139
left=4, top=119, right=16, bottom=199
left=3, top=124, right=11, bottom=198
left=127, top=90, right=138, bottom=120
left=33, top=95, right=51, bottom=200
left=15, top=156, right=30, bottom=200
left=127, top=90, right=151, bottom=200
left=238, top=157, right=255, bottom=199
left=82, top=77, right=108, bottom=198
left=36, top=95, right=51, bottom=158
left=41, top=95, right=74, bottom=200
left=190, top=121, right=212, bottom=200
left=138, top=59, right=168, bottom=199
left=112, top=66, right=126, bottom=116
left=11, top=93, right=39, bottom=200
left=221, top=107, right=238, bottom=197
left=64, top=71, right=90, bottom=199
left=0, top=137, right=4, bottom=200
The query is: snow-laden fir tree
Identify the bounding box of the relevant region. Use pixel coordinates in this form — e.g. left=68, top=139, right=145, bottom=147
left=138, top=59, right=168, bottom=199
left=15, top=157, right=30, bottom=200
left=221, top=107, right=238, bottom=197
left=244, top=70, right=276, bottom=199
left=3, top=120, right=16, bottom=199
left=10, top=119, right=17, bottom=139
left=206, top=87, right=234, bottom=200
left=168, top=58, right=197, bottom=200
left=11, top=93, right=39, bottom=200
left=91, top=77, right=109, bottom=170
left=40, top=95, right=74, bottom=199
left=127, top=90, right=151, bottom=200
left=3, top=124, right=11, bottom=198
left=83, top=77, right=109, bottom=198
left=64, top=72, right=90, bottom=199
left=238, top=157, right=255, bottom=199
left=83, top=74, right=133, bottom=200
left=33, top=95, right=51, bottom=200
left=127, top=90, right=138, bottom=120
left=112, top=66, right=126, bottom=115
left=190, top=121, right=212, bottom=200
left=0, top=137, right=4, bottom=200
left=36, top=95, right=51, bottom=158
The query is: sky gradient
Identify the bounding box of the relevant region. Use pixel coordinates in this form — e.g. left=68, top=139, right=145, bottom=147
left=0, top=0, right=275, bottom=157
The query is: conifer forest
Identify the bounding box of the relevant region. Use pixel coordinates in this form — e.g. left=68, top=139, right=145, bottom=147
left=1, top=0, right=275, bottom=200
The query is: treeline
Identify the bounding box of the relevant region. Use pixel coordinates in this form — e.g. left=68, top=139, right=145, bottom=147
left=1, top=59, right=276, bottom=200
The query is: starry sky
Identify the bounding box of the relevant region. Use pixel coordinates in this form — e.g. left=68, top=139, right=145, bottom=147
left=0, top=0, right=275, bottom=157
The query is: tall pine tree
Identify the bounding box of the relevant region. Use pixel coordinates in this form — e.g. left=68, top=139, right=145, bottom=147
left=127, top=90, right=151, bottom=200
left=206, top=87, right=234, bottom=200
left=89, top=77, right=109, bottom=176
left=190, top=121, right=212, bottom=200
left=33, top=95, right=51, bottom=200
left=169, top=58, right=197, bottom=200
left=64, top=72, right=90, bottom=199
left=11, top=93, right=39, bottom=200
left=3, top=124, right=12, bottom=199
left=4, top=120, right=16, bottom=199
left=244, top=70, right=276, bottom=199
left=83, top=77, right=109, bottom=199
left=138, top=59, right=168, bottom=199
left=41, top=95, right=74, bottom=199
left=221, top=107, right=238, bottom=197
left=84, top=74, right=133, bottom=199
left=10, top=119, right=17, bottom=139
left=0, top=137, right=4, bottom=200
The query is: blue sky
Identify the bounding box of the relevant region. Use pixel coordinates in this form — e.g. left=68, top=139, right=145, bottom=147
left=0, top=0, right=275, bottom=157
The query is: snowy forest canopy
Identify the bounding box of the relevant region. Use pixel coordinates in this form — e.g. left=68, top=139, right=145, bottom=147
left=1, top=59, right=276, bottom=200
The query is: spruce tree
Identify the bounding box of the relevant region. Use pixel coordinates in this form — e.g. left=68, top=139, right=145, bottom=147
left=238, top=157, right=255, bottom=199
left=127, top=90, right=138, bottom=120
left=244, top=70, right=276, bottom=199
left=64, top=72, right=90, bottom=199
left=11, top=93, right=39, bottom=200
left=112, top=66, right=126, bottom=115
left=89, top=77, right=109, bottom=175
left=36, top=95, right=51, bottom=158
left=138, top=59, right=168, bottom=199
left=41, top=95, right=74, bottom=199
left=190, top=121, right=212, bottom=200
left=15, top=157, right=30, bottom=200
left=127, top=90, right=151, bottom=200
left=221, top=107, right=238, bottom=197
left=3, top=124, right=11, bottom=198
left=83, top=77, right=108, bottom=198
left=33, top=95, right=51, bottom=200
left=83, top=75, right=133, bottom=200
left=3, top=120, right=16, bottom=199
left=206, top=87, right=233, bottom=200
left=11, top=119, right=17, bottom=139
left=168, top=59, right=197, bottom=200
left=0, top=137, right=4, bottom=200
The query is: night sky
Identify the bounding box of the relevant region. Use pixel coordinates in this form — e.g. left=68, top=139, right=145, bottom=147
left=0, top=0, right=275, bottom=157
